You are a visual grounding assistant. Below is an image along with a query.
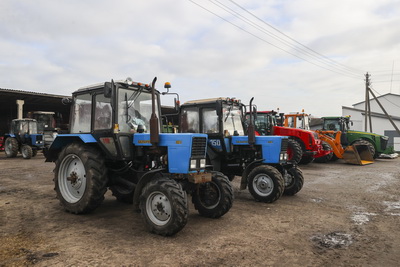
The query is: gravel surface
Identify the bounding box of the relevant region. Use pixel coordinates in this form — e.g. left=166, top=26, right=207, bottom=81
left=1, top=152, right=399, bottom=266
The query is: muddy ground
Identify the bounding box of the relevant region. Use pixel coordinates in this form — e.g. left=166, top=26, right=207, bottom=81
left=0, top=152, right=399, bottom=267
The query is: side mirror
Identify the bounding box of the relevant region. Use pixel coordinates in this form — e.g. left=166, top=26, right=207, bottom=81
left=104, top=80, right=115, bottom=98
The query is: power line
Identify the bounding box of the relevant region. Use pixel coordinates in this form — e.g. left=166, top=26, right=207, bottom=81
left=210, top=0, right=362, bottom=78
left=370, top=85, right=400, bottom=109
left=190, top=0, right=362, bottom=79
left=226, top=0, right=364, bottom=75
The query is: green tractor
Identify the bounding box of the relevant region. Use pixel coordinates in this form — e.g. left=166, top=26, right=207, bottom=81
left=322, top=116, right=389, bottom=159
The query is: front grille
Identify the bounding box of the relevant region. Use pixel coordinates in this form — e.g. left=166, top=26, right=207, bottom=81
left=281, top=138, right=288, bottom=153
left=381, top=137, right=389, bottom=151
left=191, top=137, right=207, bottom=158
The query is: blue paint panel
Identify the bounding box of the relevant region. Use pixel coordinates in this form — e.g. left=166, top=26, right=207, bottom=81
left=255, top=136, right=285, bottom=163
left=231, top=135, right=286, bottom=164
left=50, top=134, right=97, bottom=150
left=133, top=133, right=208, bottom=174
left=30, top=134, right=44, bottom=147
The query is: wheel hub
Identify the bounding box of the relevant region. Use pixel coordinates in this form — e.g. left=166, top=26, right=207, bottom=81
left=254, top=174, right=274, bottom=196
left=150, top=194, right=170, bottom=222
left=67, top=171, right=82, bottom=189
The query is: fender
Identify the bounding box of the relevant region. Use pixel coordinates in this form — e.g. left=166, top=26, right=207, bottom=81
left=45, top=134, right=97, bottom=162
left=132, top=168, right=166, bottom=212
left=240, top=159, right=263, bottom=190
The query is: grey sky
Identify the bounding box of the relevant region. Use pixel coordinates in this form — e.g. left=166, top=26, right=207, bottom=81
left=1, top=0, right=399, bottom=117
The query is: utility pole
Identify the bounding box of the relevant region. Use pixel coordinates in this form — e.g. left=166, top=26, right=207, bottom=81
left=364, top=73, right=370, bottom=132
left=365, top=72, right=400, bottom=136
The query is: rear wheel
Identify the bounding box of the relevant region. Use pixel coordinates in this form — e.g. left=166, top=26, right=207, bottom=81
left=5, top=137, right=18, bottom=158
left=247, top=165, right=284, bottom=203
left=287, top=139, right=302, bottom=164
left=353, top=139, right=376, bottom=158
left=283, top=167, right=304, bottom=195
left=314, top=141, right=333, bottom=163
left=54, top=143, right=108, bottom=214
left=192, top=171, right=233, bottom=218
left=140, top=177, right=188, bottom=236
left=21, top=145, right=33, bottom=159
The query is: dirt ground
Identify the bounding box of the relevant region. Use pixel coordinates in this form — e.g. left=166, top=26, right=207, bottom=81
left=0, top=152, right=399, bottom=267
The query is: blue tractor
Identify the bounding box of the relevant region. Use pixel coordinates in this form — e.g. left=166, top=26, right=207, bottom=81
left=178, top=97, right=304, bottom=203
left=45, top=77, right=233, bottom=236
left=4, top=118, right=44, bottom=159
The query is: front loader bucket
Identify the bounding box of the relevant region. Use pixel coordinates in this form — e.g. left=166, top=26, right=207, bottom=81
left=342, top=144, right=374, bottom=165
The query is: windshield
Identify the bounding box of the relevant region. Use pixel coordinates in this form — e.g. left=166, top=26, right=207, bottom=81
left=118, top=87, right=159, bottom=133
left=252, top=113, right=275, bottom=134
left=222, top=104, right=244, bottom=136
left=323, top=119, right=342, bottom=131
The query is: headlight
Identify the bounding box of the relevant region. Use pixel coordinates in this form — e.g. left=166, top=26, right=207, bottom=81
left=190, top=159, right=197, bottom=169
left=200, top=159, right=206, bottom=168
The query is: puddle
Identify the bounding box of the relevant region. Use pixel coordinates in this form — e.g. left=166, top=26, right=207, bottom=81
left=383, top=201, right=400, bottom=216
left=351, top=212, right=377, bottom=225
left=311, top=231, right=353, bottom=249
left=311, top=198, right=323, bottom=203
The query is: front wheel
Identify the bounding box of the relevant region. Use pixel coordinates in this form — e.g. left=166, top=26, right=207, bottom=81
left=192, top=171, right=233, bottom=218
left=140, top=176, right=188, bottom=236
left=247, top=165, right=284, bottom=203
left=21, top=145, right=33, bottom=159
left=54, top=143, right=108, bottom=214
left=283, top=167, right=304, bottom=195
left=4, top=137, right=18, bottom=158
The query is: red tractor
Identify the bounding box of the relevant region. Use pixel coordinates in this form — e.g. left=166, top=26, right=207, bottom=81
left=246, top=111, right=331, bottom=164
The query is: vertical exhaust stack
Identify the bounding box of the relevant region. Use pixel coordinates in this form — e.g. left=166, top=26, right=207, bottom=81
left=247, top=97, right=256, bottom=146
left=150, top=77, right=159, bottom=145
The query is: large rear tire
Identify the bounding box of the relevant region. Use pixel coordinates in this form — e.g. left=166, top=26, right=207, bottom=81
left=192, top=171, right=233, bottom=218
left=283, top=167, right=304, bottom=195
left=140, top=176, right=188, bottom=236
left=314, top=141, right=333, bottom=163
left=247, top=165, right=284, bottom=203
left=54, top=143, right=108, bottom=214
left=287, top=139, right=302, bottom=164
left=21, top=145, right=33, bottom=159
left=5, top=137, right=18, bottom=158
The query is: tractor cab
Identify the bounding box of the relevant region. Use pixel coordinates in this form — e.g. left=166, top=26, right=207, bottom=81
left=284, top=112, right=311, bottom=130
left=10, top=119, right=39, bottom=136
left=322, top=116, right=350, bottom=132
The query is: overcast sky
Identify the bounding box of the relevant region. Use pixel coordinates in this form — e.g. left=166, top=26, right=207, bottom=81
left=1, top=0, right=399, bottom=117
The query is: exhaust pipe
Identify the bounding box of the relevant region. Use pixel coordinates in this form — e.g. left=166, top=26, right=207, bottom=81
left=150, top=77, right=159, bottom=145
left=247, top=97, right=255, bottom=146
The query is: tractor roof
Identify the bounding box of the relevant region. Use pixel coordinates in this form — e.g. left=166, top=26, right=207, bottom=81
left=183, top=97, right=241, bottom=105
left=74, top=79, right=156, bottom=94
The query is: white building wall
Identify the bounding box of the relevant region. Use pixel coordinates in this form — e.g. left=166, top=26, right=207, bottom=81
left=342, top=106, right=400, bottom=136
left=353, top=94, right=400, bottom=116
